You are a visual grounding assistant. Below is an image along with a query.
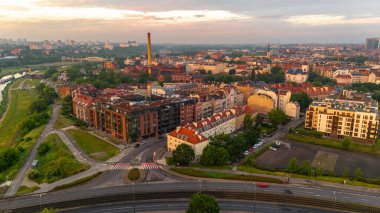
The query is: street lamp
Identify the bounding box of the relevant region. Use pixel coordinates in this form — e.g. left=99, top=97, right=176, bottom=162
left=253, top=181, right=256, bottom=213
left=132, top=182, right=135, bottom=213
left=39, top=194, right=42, bottom=211
left=198, top=179, right=202, bottom=193
left=333, top=191, right=336, bottom=209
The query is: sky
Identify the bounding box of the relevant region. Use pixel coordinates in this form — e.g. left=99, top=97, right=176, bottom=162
left=1, top=0, right=380, bottom=44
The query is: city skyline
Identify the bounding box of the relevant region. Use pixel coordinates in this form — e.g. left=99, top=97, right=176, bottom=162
left=1, top=0, right=380, bottom=44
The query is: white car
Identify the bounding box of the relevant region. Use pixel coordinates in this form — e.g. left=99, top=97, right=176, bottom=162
left=275, top=141, right=281, bottom=147
left=258, top=141, right=264, bottom=146
left=253, top=144, right=259, bottom=149
left=269, top=147, right=277, bottom=151
left=244, top=151, right=249, bottom=155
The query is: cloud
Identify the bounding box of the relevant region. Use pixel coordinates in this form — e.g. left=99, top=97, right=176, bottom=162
left=0, top=1, right=249, bottom=24
left=284, top=14, right=380, bottom=25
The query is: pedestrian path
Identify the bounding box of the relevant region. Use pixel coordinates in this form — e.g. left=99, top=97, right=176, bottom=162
left=111, top=162, right=160, bottom=170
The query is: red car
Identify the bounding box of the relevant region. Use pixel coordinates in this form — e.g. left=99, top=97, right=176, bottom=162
left=248, top=148, right=254, bottom=152
left=256, top=182, right=269, bottom=188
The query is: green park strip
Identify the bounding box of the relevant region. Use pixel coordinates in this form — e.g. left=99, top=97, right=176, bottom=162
left=0, top=62, right=81, bottom=78
left=0, top=81, right=12, bottom=118
left=53, top=112, right=75, bottom=129
left=16, top=186, right=40, bottom=196
left=0, top=80, right=37, bottom=147
left=30, top=134, right=90, bottom=184
left=238, top=166, right=380, bottom=189
left=170, top=167, right=284, bottom=184
left=51, top=172, right=103, bottom=192
left=0, top=125, right=45, bottom=182
left=285, top=133, right=380, bottom=156
left=66, top=129, right=119, bottom=161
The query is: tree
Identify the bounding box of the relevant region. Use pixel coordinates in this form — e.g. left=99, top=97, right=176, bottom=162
left=44, top=68, right=58, bottom=78
left=200, top=145, right=229, bottom=166
left=268, top=109, right=287, bottom=126
left=342, top=137, right=352, bottom=150
left=300, top=160, right=313, bottom=176
left=186, top=192, right=220, bottom=213
left=244, top=129, right=260, bottom=146
left=243, top=114, right=253, bottom=130
left=172, top=144, right=195, bottom=166
left=286, top=158, right=299, bottom=173
left=0, top=148, right=19, bottom=172
left=291, top=92, right=312, bottom=111
left=38, top=142, right=50, bottom=155
left=342, top=167, right=350, bottom=178
left=27, top=169, right=40, bottom=179
left=354, top=168, right=362, bottom=180
left=228, top=69, right=236, bottom=75
left=226, top=133, right=247, bottom=161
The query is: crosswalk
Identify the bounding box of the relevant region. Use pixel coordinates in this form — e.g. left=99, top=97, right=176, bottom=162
left=111, top=162, right=160, bottom=170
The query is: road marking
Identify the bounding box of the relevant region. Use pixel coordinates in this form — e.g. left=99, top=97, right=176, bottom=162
left=111, top=163, right=160, bottom=170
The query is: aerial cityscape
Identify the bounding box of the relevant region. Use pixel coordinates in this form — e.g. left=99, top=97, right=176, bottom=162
left=1, top=1, right=380, bottom=213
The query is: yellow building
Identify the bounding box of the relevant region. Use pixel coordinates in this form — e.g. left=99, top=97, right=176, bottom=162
left=305, top=90, right=379, bottom=143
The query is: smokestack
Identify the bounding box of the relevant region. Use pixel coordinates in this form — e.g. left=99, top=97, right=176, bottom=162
left=147, top=32, right=152, bottom=75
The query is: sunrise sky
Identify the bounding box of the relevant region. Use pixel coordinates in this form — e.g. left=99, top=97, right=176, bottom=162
left=1, top=0, right=380, bottom=43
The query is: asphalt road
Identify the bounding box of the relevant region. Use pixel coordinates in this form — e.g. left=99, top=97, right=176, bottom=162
left=60, top=199, right=342, bottom=213
left=1, top=181, right=380, bottom=211
left=4, top=105, right=61, bottom=197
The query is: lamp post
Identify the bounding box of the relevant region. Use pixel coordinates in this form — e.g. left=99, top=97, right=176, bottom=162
left=253, top=181, right=256, bottom=213
left=39, top=194, right=42, bottom=211
left=132, top=182, right=135, bottom=213
left=198, top=179, right=202, bottom=193
left=333, top=191, right=336, bottom=209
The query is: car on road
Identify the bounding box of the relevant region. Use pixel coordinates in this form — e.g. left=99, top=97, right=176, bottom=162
left=134, top=143, right=140, bottom=148
left=269, top=146, right=277, bottom=151
left=140, top=141, right=145, bottom=145
left=244, top=151, right=249, bottom=155
left=256, top=182, right=269, bottom=188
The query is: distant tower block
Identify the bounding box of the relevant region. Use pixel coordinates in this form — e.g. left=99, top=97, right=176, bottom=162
left=147, top=32, right=152, bottom=75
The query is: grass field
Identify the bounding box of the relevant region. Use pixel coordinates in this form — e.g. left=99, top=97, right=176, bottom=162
left=53, top=112, right=75, bottom=129
left=171, top=167, right=284, bottom=184
left=33, top=134, right=89, bottom=183
left=285, top=133, right=380, bottom=156
left=66, top=129, right=119, bottom=161
left=0, top=80, right=37, bottom=148
left=16, top=186, right=40, bottom=196
left=238, top=166, right=380, bottom=189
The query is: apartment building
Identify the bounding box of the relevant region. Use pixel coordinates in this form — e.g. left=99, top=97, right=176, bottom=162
left=167, top=106, right=246, bottom=156
left=305, top=90, right=379, bottom=143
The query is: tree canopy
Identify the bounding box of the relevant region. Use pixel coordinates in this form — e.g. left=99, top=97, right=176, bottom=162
left=200, top=145, right=229, bottom=166
left=172, top=144, right=195, bottom=166
left=268, top=109, right=288, bottom=126
left=186, top=192, right=220, bottom=213
left=291, top=92, right=312, bottom=111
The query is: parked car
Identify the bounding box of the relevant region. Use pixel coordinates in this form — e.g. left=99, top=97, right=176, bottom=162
left=140, top=141, right=145, bottom=145
left=258, top=141, right=264, bottom=146
left=134, top=143, right=140, bottom=148
left=269, top=146, right=277, bottom=151
left=244, top=151, right=249, bottom=155
left=256, top=182, right=269, bottom=188
left=248, top=148, right=254, bottom=153
left=253, top=144, right=259, bottom=149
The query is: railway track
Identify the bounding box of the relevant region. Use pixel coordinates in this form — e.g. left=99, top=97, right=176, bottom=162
left=5, top=190, right=380, bottom=213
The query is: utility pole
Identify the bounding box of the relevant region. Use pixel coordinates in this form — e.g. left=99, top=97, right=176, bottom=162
left=132, top=182, right=135, bottom=213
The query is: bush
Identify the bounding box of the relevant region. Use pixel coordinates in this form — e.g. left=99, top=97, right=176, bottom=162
left=27, top=169, right=40, bottom=179
left=354, top=168, right=362, bottom=180
left=173, top=144, right=195, bottom=166
left=128, top=168, right=140, bottom=181
left=0, top=148, right=20, bottom=172
left=38, top=142, right=50, bottom=155
left=166, top=157, right=175, bottom=165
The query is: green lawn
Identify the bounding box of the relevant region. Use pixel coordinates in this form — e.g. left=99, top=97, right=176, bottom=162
left=285, top=133, right=380, bottom=156
left=238, top=166, right=380, bottom=189
left=0, top=80, right=37, bottom=148
left=171, top=167, right=283, bottom=184
left=0, top=62, right=81, bottom=78
left=53, top=112, right=75, bottom=129
left=16, top=186, right=40, bottom=196
left=32, top=134, right=89, bottom=183
left=66, top=129, right=119, bottom=161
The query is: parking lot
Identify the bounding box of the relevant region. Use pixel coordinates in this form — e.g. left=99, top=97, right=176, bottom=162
left=255, top=140, right=380, bottom=178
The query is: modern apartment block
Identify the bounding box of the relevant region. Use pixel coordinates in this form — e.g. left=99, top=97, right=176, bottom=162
left=167, top=106, right=246, bottom=156
left=72, top=84, right=197, bottom=143
left=305, top=90, right=379, bottom=143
